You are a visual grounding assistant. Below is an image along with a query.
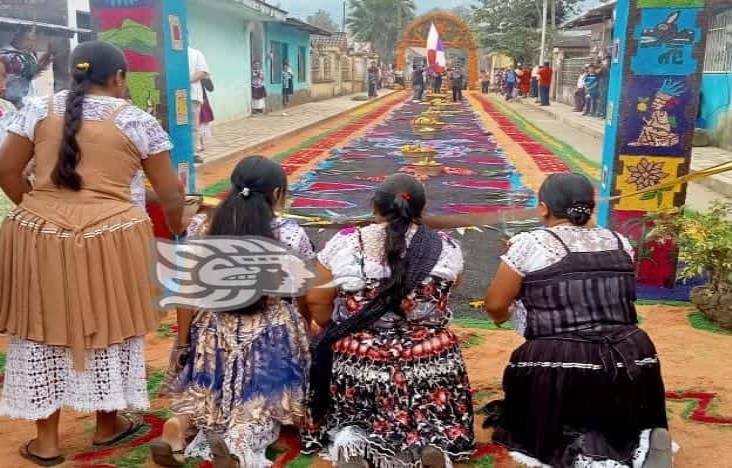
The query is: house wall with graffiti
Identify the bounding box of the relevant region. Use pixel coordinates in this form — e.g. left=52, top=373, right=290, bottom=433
left=599, top=0, right=708, bottom=287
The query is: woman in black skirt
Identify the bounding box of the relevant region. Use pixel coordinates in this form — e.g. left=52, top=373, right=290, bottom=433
left=481, top=173, right=672, bottom=468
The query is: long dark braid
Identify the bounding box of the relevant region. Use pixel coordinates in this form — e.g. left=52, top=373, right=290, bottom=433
left=52, top=41, right=128, bottom=191
left=308, top=174, right=444, bottom=422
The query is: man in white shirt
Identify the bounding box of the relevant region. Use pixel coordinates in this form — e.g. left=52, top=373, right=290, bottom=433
left=574, top=65, right=589, bottom=112
left=188, top=46, right=210, bottom=164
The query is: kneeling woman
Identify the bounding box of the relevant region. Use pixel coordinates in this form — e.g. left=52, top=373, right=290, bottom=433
left=159, top=156, right=314, bottom=468
left=304, top=174, right=475, bottom=468
left=482, top=173, right=671, bottom=468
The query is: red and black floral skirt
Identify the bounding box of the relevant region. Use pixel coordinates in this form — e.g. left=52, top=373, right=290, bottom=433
left=302, top=323, right=475, bottom=467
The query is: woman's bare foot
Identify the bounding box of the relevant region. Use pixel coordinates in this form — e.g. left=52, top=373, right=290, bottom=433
left=92, top=412, right=143, bottom=446
left=150, top=417, right=188, bottom=466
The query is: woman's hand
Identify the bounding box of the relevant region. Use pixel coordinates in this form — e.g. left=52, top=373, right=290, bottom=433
left=142, top=152, right=185, bottom=235
left=482, top=262, right=522, bottom=323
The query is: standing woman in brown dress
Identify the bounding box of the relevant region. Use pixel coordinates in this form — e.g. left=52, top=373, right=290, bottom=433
left=0, top=41, right=185, bottom=466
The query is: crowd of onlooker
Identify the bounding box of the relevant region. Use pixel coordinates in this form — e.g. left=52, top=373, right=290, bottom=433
left=482, top=56, right=611, bottom=118
left=573, top=56, right=611, bottom=119
left=488, top=62, right=554, bottom=106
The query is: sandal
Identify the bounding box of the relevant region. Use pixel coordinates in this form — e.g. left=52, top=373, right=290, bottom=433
left=150, top=439, right=186, bottom=467
left=93, top=413, right=144, bottom=446
left=19, top=440, right=65, bottom=467
left=206, top=432, right=240, bottom=468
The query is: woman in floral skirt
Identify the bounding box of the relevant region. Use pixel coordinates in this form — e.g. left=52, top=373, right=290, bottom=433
left=153, top=156, right=314, bottom=468
left=304, top=173, right=475, bottom=468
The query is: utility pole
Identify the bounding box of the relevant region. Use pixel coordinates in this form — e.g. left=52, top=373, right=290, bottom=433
left=539, top=0, right=548, bottom=64
left=342, top=1, right=346, bottom=33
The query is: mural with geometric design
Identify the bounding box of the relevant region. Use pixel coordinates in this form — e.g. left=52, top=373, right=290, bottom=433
left=598, top=0, right=709, bottom=287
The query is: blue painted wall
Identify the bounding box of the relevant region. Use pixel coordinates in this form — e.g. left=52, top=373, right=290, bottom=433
left=187, top=2, right=251, bottom=122
left=264, top=23, right=311, bottom=96
left=161, top=0, right=194, bottom=191
left=699, top=72, right=732, bottom=145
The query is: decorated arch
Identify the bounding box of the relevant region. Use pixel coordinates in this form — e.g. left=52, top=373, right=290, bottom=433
left=396, top=12, right=479, bottom=89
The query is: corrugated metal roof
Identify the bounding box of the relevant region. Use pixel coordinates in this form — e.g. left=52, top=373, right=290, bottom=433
left=0, top=16, right=90, bottom=37
left=561, top=1, right=616, bottom=29
left=313, top=32, right=348, bottom=50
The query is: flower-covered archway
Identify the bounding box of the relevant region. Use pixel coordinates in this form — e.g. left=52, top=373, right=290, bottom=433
left=396, top=12, right=479, bottom=89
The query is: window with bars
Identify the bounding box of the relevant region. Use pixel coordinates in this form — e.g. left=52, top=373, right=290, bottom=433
left=270, top=41, right=282, bottom=84
left=297, top=46, right=307, bottom=82
left=323, top=57, right=333, bottom=81
left=311, top=54, right=322, bottom=82
left=342, top=57, right=351, bottom=81
left=704, top=10, right=732, bottom=73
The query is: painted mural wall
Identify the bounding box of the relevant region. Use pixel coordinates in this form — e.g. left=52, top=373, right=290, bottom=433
left=91, top=0, right=194, bottom=190
left=599, top=0, right=708, bottom=287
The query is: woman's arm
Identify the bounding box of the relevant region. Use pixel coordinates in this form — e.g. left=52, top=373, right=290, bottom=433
left=0, top=133, right=34, bottom=204
left=482, top=262, right=523, bottom=324
left=423, top=207, right=536, bottom=230
left=306, top=262, right=338, bottom=328
left=142, top=151, right=186, bottom=235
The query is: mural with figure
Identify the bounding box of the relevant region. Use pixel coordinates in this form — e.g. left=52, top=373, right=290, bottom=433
left=92, top=0, right=163, bottom=120
left=623, top=78, right=691, bottom=153
left=598, top=0, right=708, bottom=287
left=91, top=0, right=195, bottom=190
left=631, top=9, right=701, bottom=76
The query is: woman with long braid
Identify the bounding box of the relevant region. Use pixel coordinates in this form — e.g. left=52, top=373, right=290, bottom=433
left=0, top=41, right=185, bottom=466
left=303, top=174, right=475, bottom=468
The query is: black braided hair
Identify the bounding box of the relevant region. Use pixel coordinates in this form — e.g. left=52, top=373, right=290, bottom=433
left=208, top=155, right=286, bottom=239
left=207, top=155, right=288, bottom=316
left=538, top=172, right=596, bottom=226
left=371, top=173, right=427, bottom=314
left=52, top=41, right=127, bottom=191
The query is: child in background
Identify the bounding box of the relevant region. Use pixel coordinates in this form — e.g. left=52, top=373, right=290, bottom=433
left=583, top=65, right=599, bottom=117
left=151, top=155, right=314, bottom=468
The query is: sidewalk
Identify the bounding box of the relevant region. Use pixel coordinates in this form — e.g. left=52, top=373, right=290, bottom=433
left=519, top=98, right=732, bottom=198
left=200, top=91, right=396, bottom=164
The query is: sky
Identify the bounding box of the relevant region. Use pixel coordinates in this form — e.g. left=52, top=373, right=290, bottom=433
left=283, top=0, right=472, bottom=22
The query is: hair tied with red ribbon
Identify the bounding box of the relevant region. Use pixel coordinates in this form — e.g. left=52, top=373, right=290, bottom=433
left=399, top=192, right=411, bottom=201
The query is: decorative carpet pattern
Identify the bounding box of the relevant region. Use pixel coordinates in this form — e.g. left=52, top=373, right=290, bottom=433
left=0, top=94, right=730, bottom=467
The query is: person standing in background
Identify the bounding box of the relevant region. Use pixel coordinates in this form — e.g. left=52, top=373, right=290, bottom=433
left=0, top=27, right=54, bottom=109
left=538, top=61, right=553, bottom=106
left=188, top=46, right=210, bottom=165
left=480, top=69, right=490, bottom=94
left=530, top=63, right=540, bottom=99
left=574, top=65, right=588, bottom=112
left=0, top=60, right=15, bottom=142
left=519, top=64, right=531, bottom=98
left=368, top=62, right=379, bottom=98
left=281, top=59, right=294, bottom=116
left=412, top=63, right=425, bottom=103
left=251, top=60, right=267, bottom=114
left=450, top=66, right=464, bottom=102
left=595, top=57, right=610, bottom=119
left=504, top=67, right=517, bottom=101
left=583, top=65, right=599, bottom=116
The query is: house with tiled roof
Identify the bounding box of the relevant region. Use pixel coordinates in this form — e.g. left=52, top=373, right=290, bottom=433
left=310, top=31, right=378, bottom=100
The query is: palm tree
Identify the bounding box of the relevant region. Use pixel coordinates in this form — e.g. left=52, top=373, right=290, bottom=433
left=347, top=0, right=416, bottom=63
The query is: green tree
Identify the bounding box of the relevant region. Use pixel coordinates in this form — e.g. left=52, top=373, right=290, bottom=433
left=347, top=0, right=416, bottom=63
left=473, top=0, right=582, bottom=64
left=306, top=9, right=340, bottom=33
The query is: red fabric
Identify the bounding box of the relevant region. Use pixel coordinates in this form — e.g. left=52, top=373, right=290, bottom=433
left=538, top=67, right=553, bottom=86
left=519, top=71, right=531, bottom=94
left=146, top=202, right=172, bottom=239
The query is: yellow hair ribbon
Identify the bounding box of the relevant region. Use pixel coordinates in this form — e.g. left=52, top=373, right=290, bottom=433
left=75, top=62, right=90, bottom=71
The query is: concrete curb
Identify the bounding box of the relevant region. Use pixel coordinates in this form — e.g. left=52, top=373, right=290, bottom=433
left=520, top=101, right=604, bottom=141
left=199, top=91, right=403, bottom=170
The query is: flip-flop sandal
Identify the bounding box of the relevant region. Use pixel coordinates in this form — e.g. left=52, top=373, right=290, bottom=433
left=19, top=440, right=65, bottom=467
left=206, top=432, right=240, bottom=468
left=150, top=439, right=186, bottom=467
left=93, top=413, right=144, bottom=447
